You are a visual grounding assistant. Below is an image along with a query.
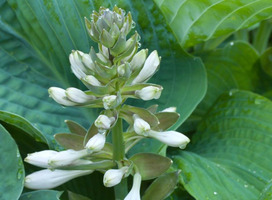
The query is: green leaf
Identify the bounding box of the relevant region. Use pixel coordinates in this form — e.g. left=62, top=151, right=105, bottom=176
left=260, top=47, right=272, bottom=77
left=68, top=191, right=91, bottom=200
left=19, top=190, right=62, bottom=200
left=0, top=124, right=24, bottom=200
left=181, top=41, right=259, bottom=131
left=172, top=91, right=272, bottom=199
left=155, top=0, right=272, bottom=47
left=142, top=171, right=179, bottom=200
left=130, top=153, right=172, bottom=180
left=54, top=133, right=84, bottom=150
left=259, top=180, right=272, bottom=200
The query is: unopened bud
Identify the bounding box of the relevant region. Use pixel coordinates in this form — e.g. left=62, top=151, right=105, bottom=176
left=85, top=133, right=106, bottom=152
left=124, top=173, right=141, bottom=200
left=24, top=150, right=57, bottom=168
left=83, top=75, right=102, bottom=86
left=133, top=115, right=150, bottom=136
left=135, top=86, right=162, bottom=101
left=95, top=115, right=115, bottom=130
left=161, top=107, right=177, bottom=113
left=102, top=95, right=117, bottom=109
left=48, top=87, right=77, bottom=106
left=66, top=87, right=95, bottom=103
left=103, top=166, right=129, bottom=187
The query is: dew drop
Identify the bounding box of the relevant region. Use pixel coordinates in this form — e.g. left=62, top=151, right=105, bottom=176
left=244, top=184, right=248, bottom=188
left=230, top=42, right=234, bottom=46
left=213, top=192, right=218, bottom=195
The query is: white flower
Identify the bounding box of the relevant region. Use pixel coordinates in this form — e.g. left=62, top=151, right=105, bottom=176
left=82, top=53, right=96, bottom=71
left=102, top=95, right=117, bottom=109
left=135, top=86, right=162, bottom=101
left=147, top=130, right=190, bottom=149
left=24, top=169, right=93, bottom=190
left=103, top=166, right=129, bottom=187
left=66, top=87, right=95, bottom=103
left=69, top=51, right=87, bottom=80
left=48, top=87, right=77, bottom=106
left=132, top=50, right=160, bottom=84
left=161, top=107, right=177, bottom=113
left=133, top=115, right=150, bottom=136
left=95, top=115, right=115, bottom=130
left=124, top=173, right=142, bottom=200
left=48, top=149, right=89, bottom=167
left=130, top=49, right=148, bottom=71
left=24, top=150, right=58, bottom=168
left=85, top=133, right=106, bottom=152
left=83, top=75, right=102, bottom=86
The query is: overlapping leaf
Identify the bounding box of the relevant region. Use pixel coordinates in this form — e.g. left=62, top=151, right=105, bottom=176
left=172, top=91, right=272, bottom=199
left=155, top=0, right=272, bottom=47
left=0, top=125, right=24, bottom=200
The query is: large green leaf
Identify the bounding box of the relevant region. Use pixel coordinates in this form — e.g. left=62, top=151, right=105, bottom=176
left=180, top=41, right=259, bottom=132
left=0, top=0, right=206, bottom=149
left=155, top=0, right=272, bottom=47
left=19, top=190, right=62, bottom=200
left=172, top=91, right=272, bottom=199
left=0, top=124, right=24, bottom=200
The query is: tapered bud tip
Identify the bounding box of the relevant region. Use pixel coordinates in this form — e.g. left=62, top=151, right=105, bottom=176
left=24, top=150, right=57, bottom=168
left=135, top=86, right=162, bottom=101
left=95, top=115, right=115, bottom=130
left=133, top=115, right=151, bottom=136
left=66, top=87, right=95, bottom=103
left=103, top=166, right=129, bottom=187
left=85, top=133, right=106, bottom=152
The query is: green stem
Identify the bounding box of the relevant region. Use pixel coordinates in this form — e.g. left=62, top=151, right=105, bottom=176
left=253, top=20, right=272, bottom=54
left=112, top=118, right=127, bottom=199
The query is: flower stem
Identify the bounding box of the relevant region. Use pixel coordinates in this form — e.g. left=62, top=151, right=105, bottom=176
left=253, top=20, right=272, bottom=54
left=112, top=118, right=127, bottom=199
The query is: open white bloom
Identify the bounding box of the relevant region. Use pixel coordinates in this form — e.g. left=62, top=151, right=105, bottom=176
left=102, top=95, right=117, bottom=109
left=135, top=86, right=162, bottom=101
left=48, top=149, right=89, bottom=167
left=66, top=87, right=95, bottom=103
left=95, top=115, right=115, bottom=130
left=103, top=166, right=129, bottom=187
left=161, top=107, right=177, bottom=113
left=24, top=150, right=58, bottom=168
left=24, top=169, right=93, bottom=190
left=147, top=130, right=190, bottom=149
left=132, top=50, right=160, bottom=84
left=133, top=115, right=151, bottom=136
left=85, top=133, right=106, bottom=152
left=83, top=75, right=102, bottom=86
left=48, top=87, right=77, bottom=106
left=124, top=173, right=142, bottom=200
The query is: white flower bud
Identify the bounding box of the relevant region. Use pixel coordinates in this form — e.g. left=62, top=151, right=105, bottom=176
left=83, top=75, right=102, bottom=86
left=24, top=169, right=93, bottom=189
left=82, top=53, right=96, bottom=71
left=69, top=51, right=86, bottom=80
left=95, top=115, right=115, bottom=130
left=130, top=49, right=148, bottom=71
left=103, top=166, right=129, bottom=187
left=66, top=87, right=95, bottom=103
left=124, top=173, right=141, bottom=200
left=132, top=50, right=160, bottom=84
left=85, top=133, right=106, bottom=152
left=133, top=115, right=150, bottom=136
left=161, top=107, right=177, bottom=113
left=102, top=95, right=117, bottom=109
left=48, top=87, right=77, bottom=106
left=24, top=150, right=58, bottom=168
left=135, top=86, right=162, bottom=101
left=48, top=149, right=89, bottom=167
left=147, top=130, right=190, bottom=149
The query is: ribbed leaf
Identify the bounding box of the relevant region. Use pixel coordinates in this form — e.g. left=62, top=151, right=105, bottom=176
left=172, top=91, right=272, bottom=199
left=19, top=190, right=62, bottom=200
left=0, top=124, right=24, bottom=200
left=180, top=41, right=259, bottom=132
left=155, top=0, right=272, bottom=47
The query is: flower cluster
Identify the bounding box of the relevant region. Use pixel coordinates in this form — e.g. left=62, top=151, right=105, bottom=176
left=24, top=6, right=190, bottom=199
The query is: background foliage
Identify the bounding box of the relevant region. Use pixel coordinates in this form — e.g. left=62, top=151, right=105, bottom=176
left=0, top=0, right=271, bottom=199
